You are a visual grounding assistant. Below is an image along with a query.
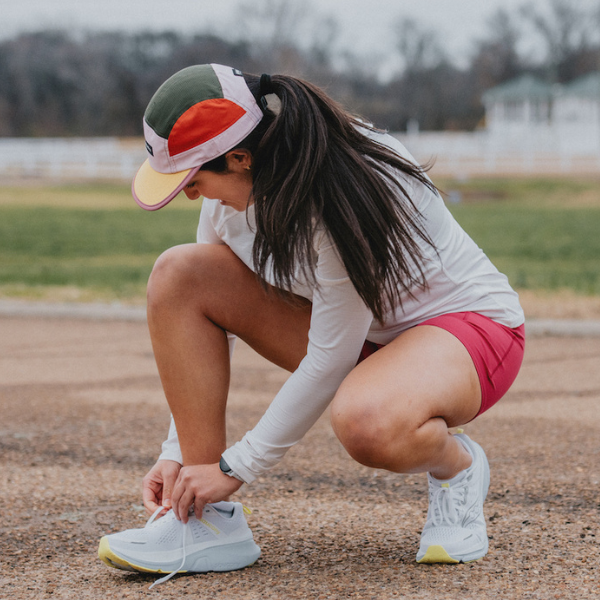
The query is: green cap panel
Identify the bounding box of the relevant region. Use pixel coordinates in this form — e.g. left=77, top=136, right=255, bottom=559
left=145, top=65, right=224, bottom=139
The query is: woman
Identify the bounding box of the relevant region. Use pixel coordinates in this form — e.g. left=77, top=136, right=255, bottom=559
left=98, top=64, right=525, bottom=581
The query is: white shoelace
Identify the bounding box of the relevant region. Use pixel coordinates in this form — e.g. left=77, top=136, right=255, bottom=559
left=429, top=479, right=468, bottom=527
left=147, top=507, right=189, bottom=590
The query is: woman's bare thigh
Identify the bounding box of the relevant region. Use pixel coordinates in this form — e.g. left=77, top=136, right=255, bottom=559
left=331, top=324, right=482, bottom=439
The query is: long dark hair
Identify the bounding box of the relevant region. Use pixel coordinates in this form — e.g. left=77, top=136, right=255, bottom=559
left=203, top=73, right=437, bottom=323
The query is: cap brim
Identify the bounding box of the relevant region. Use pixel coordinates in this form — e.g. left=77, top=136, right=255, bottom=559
left=132, top=159, right=199, bottom=211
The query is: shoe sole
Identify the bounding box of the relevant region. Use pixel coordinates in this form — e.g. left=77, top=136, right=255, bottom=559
left=416, top=543, right=488, bottom=564
left=98, top=536, right=261, bottom=574
left=416, top=545, right=460, bottom=564
left=416, top=434, right=490, bottom=565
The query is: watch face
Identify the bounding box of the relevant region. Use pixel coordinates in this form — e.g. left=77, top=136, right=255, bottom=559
left=219, top=457, right=231, bottom=473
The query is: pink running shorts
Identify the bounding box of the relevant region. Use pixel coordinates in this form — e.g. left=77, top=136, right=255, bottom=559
left=358, top=312, right=525, bottom=418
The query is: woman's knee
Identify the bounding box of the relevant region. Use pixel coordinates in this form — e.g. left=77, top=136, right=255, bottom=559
left=331, top=377, right=443, bottom=472
left=147, top=244, right=214, bottom=312
left=331, top=386, right=405, bottom=469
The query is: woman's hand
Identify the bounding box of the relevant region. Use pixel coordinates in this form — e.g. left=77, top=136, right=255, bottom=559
left=171, top=463, right=244, bottom=523
left=142, top=459, right=182, bottom=516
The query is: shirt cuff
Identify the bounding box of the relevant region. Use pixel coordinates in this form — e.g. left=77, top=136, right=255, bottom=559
left=158, top=417, right=183, bottom=464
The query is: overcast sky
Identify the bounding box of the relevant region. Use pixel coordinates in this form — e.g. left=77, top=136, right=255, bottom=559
left=2, top=0, right=599, bottom=69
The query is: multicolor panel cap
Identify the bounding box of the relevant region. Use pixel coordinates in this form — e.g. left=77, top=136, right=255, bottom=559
left=132, top=64, right=264, bottom=210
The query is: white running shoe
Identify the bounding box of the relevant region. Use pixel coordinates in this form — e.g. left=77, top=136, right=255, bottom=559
left=416, top=433, right=490, bottom=564
left=99, top=501, right=261, bottom=586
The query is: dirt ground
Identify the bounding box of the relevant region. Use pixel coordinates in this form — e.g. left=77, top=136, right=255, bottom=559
left=1, top=309, right=599, bottom=599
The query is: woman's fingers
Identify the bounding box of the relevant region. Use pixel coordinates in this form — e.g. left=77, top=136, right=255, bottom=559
left=159, top=462, right=181, bottom=510
left=142, top=459, right=182, bottom=515
left=173, top=488, right=198, bottom=524
left=171, top=463, right=244, bottom=523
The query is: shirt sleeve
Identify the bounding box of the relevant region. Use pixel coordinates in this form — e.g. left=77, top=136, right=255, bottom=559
left=222, top=230, right=373, bottom=483
left=158, top=417, right=183, bottom=464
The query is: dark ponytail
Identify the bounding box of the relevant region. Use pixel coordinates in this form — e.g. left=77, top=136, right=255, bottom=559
left=217, top=72, right=437, bottom=324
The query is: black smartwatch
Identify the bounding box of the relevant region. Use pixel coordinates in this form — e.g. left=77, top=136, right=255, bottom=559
left=219, top=456, right=244, bottom=482
left=219, top=456, right=233, bottom=474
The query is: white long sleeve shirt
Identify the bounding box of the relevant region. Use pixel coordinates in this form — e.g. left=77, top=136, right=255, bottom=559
left=159, top=132, right=524, bottom=482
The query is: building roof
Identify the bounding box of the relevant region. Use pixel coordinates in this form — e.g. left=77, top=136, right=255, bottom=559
left=482, top=75, right=553, bottom=103
left=560, top=72, right=600, bottom=99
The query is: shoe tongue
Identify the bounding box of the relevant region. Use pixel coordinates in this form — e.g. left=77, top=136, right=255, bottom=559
left=180, top=503, right=234, bottom=519
left=431, top=470, right=466, bottom=487
left=146, top=507, right=175, bottom=528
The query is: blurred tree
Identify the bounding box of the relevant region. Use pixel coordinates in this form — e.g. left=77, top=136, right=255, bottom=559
left=396, top=17, right=445, bottom=74
left=387, top=18, right=475, bottom=131
left=235, top=0, right=314, bottom=75
left=0, top=30, right=258, bottom=136
left=1, top=32, right=82, bottom=136
left=465, top=9, right=526, bottom=129
left=521, top=0, right=600, bottom=81
left=470, top=9, right=524, bottom=90
left=1, top=0, right=599, bottom=137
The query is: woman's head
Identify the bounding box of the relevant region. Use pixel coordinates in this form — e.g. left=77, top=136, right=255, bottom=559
left=132, top=64, right=265, bottom=211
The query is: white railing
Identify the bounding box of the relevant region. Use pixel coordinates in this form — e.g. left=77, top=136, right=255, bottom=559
left=0, top=138, right=146, bottom=181
left=395, top=131, right=600, bottom=178
left=0, top=134, right=599, bottom=181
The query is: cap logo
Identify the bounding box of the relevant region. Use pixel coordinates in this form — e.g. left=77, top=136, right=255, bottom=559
left=145, top=140, right=154, bottom=156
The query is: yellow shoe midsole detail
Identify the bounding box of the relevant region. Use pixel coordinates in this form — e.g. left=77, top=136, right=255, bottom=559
left=98, top=536, right=188, bottom=574
left=417, top=545, right=460, bottom=564
left=200, top=518, right=220, bottom=535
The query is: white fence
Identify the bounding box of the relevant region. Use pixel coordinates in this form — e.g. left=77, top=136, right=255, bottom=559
left=0, top=138, right=146, bottom=181
left=0, top=134, right=599, bottom=182
left=394, top=131, right=600, bottom=178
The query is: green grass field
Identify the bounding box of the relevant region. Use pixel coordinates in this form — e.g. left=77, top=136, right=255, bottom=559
left=0, top=177, right=599, bottom=303
left=0, top=183, right=201, bottom=302
left=437, top=177, right=600, bottom=295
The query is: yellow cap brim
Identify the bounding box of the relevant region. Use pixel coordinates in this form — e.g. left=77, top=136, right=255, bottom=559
left=132, top=159, right=198, bottom=211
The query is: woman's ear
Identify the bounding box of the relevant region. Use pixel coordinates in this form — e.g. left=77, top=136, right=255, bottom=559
left=225, top=149, right=253, bottom=173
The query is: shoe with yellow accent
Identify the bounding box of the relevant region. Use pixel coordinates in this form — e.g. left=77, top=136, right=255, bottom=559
left=98, top=502, right=260, bottom=586
left=416, top=433, right=490, bottom=564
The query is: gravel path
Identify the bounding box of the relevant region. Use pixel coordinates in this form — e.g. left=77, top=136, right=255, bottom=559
left=1, top=311, right=599, bottom=599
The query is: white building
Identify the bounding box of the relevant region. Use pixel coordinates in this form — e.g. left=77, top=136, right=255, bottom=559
left=482, top=72, right=600, bottom=155
left=482, top=75, right=553, bottom=135
left=553, top=72, right=600, bottom=154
